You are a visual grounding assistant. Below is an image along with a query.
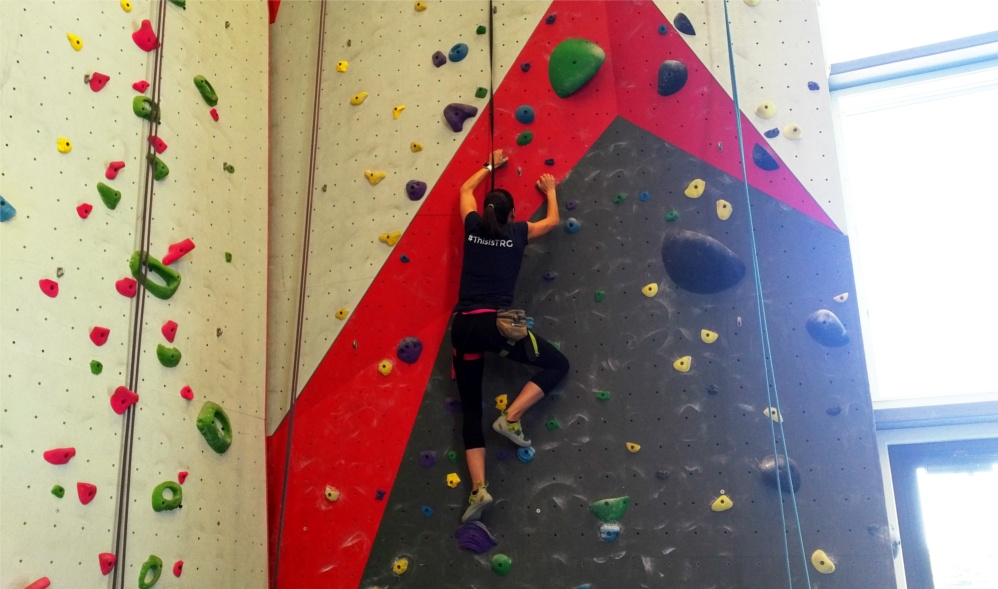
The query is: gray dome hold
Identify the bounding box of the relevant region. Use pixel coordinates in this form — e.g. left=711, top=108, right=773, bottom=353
left=806, top=309, right=849, bottom=347
left=661, top=230, right=746, bottom=294
left=759, top=454, right=801, bottom=493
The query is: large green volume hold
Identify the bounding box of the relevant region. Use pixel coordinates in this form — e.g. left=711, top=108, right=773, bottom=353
left=129, top=251, right=181, bottom=300
left=548, top=38, right=606, bottom=98
left=197, top=401, right=232, bottom=454
left=589, top=495, right=630, bottom=523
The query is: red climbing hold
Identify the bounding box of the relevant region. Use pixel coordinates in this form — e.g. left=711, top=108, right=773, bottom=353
left=133, top=80, right=150, bottom=93
left=110, top=386, right=139, bottom=414
left=39, top=279, right=59, bottom=298
left=99, top=553, right=116, bottom=575
left=162, top=320, right=178, bottom=342
left=178, top=471, right=188, bottom=484
left=89, top=72, right=110, bottom=92
left=23, top=579, right=50, bottom=589
left=106, top=161, right=126, bottom=179
left=90, top=326, right=110, bottom=346
left=180, top=385, right=193, bottom=400
left=210, top=108, right=219, bottom=121
left=162, top=238, right=195, bottom=265
left=43, top=447, right=76, bottom=465
left=132, top=20, right=159, bottom=52
left=77, top=203, right=93, bottom=218
left=149, top=136, right=168, bottom=154
left=268, top=0, right=281, bottom=23
left=115, top=277, right=137, bottom=298
left=77, top=482, right=97, bottom=505
left=173, top=560, right=184, bottom=577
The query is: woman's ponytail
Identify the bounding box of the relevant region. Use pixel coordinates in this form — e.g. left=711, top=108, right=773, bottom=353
left=479, top=189, right=514, bottom=238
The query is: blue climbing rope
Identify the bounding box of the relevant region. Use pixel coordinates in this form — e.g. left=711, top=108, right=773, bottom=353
left=720, top=3, right=813, bottom=588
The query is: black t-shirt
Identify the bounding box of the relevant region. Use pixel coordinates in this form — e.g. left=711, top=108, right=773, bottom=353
left=454, top=211, right=529, bottom=312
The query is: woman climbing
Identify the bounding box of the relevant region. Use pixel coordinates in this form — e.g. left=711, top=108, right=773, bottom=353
left=451, top=148, right=570, bottom=523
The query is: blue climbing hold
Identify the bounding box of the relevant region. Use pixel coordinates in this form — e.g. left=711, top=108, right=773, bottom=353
left=421, top=505, right=434, bottom=517
left=639, top=191, right=650, bottom=201
left=544, top=158, right=555, bottom=166
left=545, top=13, right=556, bottom=24
left=764, top=128, right=780, bottom=139
left=806, top=309, right=850, bottom=347
left=449, top=43, right=469, bottom=62
left=599, top=523, right=621, bottom=542
left=521, top=62, right=531, bottom=72
left=752, top=143, right=780, bottom=171
left=400, top=254, right=410, bottom=263
left=673, top=13, right=695, bottom=35
left=808, top=81, right=820, bottom=91
left=657, top=60, right=688, bottom=96
left=662, top=230, right=746, bottom=294
left=515, top=105, right=535, bottom=124
left=0, top=196, right=15, bottom=222
left=564, top=218, right=581, bottom=234
left=657, top=24, right=668, bottom=35
left=517, top=446, right=535, bottom=463
left=525, top=316, right=535, bottom=329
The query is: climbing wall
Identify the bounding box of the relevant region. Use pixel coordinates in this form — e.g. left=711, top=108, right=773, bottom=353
left=267, top=1, right=895, bottom=588
left=0, top=1, right=270, bottom=587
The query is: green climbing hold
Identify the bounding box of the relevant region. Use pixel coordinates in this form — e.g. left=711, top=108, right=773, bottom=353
left=51, top=485, right=65, bottom=498
left=475, top=87, right=488, bottom=99
left=193, top=75, right=218, bottom=106
left=516, top=131, right=533, bottom=146
left=224, top=164, right=235, bottom=174
left=476, top=25, right=487, bottom=34
left=613, top=193, right=627, bottom=204
left=548, top=38, right=606, bottom=98
left=151, top=480, right=183, bottom=512
left=545, top=419, right=560, bottom=431
left=156, top=344, right=182, bottom=368
left=595, top=290, right=605, bottom=302
left=138, top=555, right=163, bottom=589
left=550, top=341, right=561, bottom=351
left=90, top=360, right=103, bottom=375
left=225, top=252, right=232, bottom=263
left=130, top=251, right=182, bottom=300
left=196, top=401, right=233, bottom=454
left=132, top=95, right=158, bottom=121
left=167, top=0, right=186, bottom=8
left=446, top=449, right=458, bottom=463
left=596, top=390, right=611, bottom=401
left=589, top=495, right=630, bottom=523
left=491, top=553, right=512, bottom=576
left=97, top=182, right=121, bottom=210
left=147, top=154, right=169, bottom=181
left=665, top=210, right=679, bottom=222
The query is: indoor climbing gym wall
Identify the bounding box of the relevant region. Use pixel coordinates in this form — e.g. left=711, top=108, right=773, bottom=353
left=1, top=1, right=270, bottom=588
left=267, top=1, right=897, bottom=588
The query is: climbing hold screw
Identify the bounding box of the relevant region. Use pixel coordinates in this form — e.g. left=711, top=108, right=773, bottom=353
left=446, top=473, right=461, bottom=487
left=684, top=179, right=705, bottom=198
left=151, top=480, right=183, bottom=512
left=642, top=283, right=658, bottom=297
left=701, top=329, right=718, bottom=343
left=336, top=61, right=348, bottom=72
left=365, top=169, right=386, bottom=185
left=67, top=33, right=83, bottom=51
left=711, top=494, right=733, bottom=511
left=626, top=442, right=641, bottom=453
left=596, top=390, right=611, bottom=401
left=491, top=554, right=512, bottom=576
left=673, top=356, right=692, bottom=372
left=755, top=100, right=776, bottom=119
left=716, top=199, right=732, bottom=220
left=90, top=360, right=103, bottom=375
left=52, top=485, right=65, bottom=498
left=393, top=558, right=409, bottom=575
left=57, top=137, right=72, bottom=153
left=378, top=359, right=393, bottom=376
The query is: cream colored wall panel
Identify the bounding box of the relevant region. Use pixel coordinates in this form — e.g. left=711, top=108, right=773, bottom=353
left=653, top=0, right=847, bottom=231
left=493, top=1, right=553, bottom=85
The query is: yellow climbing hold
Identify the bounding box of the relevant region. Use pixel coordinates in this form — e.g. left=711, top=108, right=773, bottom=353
left=414, top=1, right=427, bottom=11
left=410, top=142, right=423, bottom=152
left=335, top=307, right=349, bottom=320
left=336, top=61, right=348, bottom=72
left=626, top=442, right=641, bottom=453
left=684, top=179, right=705, bottom=198
left=121, top=0, right=133, bottom=12
left=378, top=232, right=402, bottom=247
left=642, top=283, right=658, bottom=297
left=701, top=329, right=718, bottom=344
left=833, top=292, right=849, bottom=303
left=378, top=359, right=393, bottom=376
left=350, top=92, right=369, bottom=105
left=56, top=138, right=72, bottom=153
left=755, top=101, right=776, bottom=119
left=764, top=407, right=783, bottom=423
left=393, top=558, right=409, bottom=575
left=446, top=473, right=461, bottom=488
left=744, top=0, right=761, bottom=5
left=495, top=394, right=508, bottom=410
left=324, top=486, right=340, bottom=502
left=393, top=105, right=405, bottom=119
left=711, top=494, right=733, bottom=511
left=811, top=550, right=835, bottom=574
left=67, top=33, right=83, bottom=51
left=716, top=200, right=732, bottom=220
left=783, top=123, right=803, bottom=140
left=673, top=356, right=692, bottom=372
left=365, top=169, right=386, bottom=185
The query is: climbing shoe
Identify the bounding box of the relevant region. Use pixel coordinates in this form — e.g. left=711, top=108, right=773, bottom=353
left=461, top=484, right=493, bottom=523
left=493, top=411, right=531, bottom=447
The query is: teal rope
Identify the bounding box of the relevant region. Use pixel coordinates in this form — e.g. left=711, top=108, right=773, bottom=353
left=720, top=3, right=813, bottom=588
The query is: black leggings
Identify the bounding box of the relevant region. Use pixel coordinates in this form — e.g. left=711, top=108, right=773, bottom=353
left=451, top=311, right=570, bottom=449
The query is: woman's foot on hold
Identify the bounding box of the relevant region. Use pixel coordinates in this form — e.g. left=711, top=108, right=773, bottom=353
left=461, top=484, right=493, bottom=523
left=493, top=411, right=531, bottom=447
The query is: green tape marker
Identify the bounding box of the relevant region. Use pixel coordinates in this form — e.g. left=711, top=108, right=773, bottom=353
left=196, top=401, right=233, bottom=454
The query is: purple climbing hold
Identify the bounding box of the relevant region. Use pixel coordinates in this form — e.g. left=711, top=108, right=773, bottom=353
left=752, top=143, right=779, bottom=171
left=443, top=103, right=479, bottom=132
left=565, top=200, right=578, bottom=211
left=521, top=62, right=531, bottom=72
left=396, top=336, right=423, bottom=364
left=419, top=450, right=438, bottom=467
left=455, top=521, right=499, bottom=553
left=375, top=489, right=386, bottom=500
left=764, top=128, right=780, bottom=139
left=496, top=449, right=509, bottom=461
left=543, top=271, right=557, bottom=281
left=544, top=158, right=555, bottom=166
left=405, top=180, right=427, bottom=201
left=432, top=51, right=447, bottom=67
left=545, top=13, right=556, bottom=25
left=444, top=397, right=462, bottom=412
left=808, top=81, right=820, bottom=91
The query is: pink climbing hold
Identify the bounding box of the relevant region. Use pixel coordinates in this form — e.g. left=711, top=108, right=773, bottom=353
left=110, top=386, right=139, bottom=414
left=43, top=447, right=76, bottom=465
left=99, top=553, right=116, bottom=575
left=106, top=161, right=125, bottom=179
left=133, top=80, right=150, bottom=93
left=89, top=72, right=110, bottom=92
left=178, top=471, right=188, bottom=484
left=77, top=482, right=97, bottom=505
left=115, top=277, right=137, bottom=298
left=90, top=326, right=110, bottom=346
left=77, top=203, right=93, bottom=218
left=180, top=385, right=193, bottom=400
left=173, top=560, right=184, bottom=577
left=132, top=20, right=159, bottom=52
left=210, top=108, right=219, bottom=121
left=23, top=579, right=50, bottom=589
left=149, top=136, right=168, bottom=154
left=162, top=320, right=178, bottom=342
left=39, top=279, right=59, bottom=298
left=162, top=238, right=195, bottom=265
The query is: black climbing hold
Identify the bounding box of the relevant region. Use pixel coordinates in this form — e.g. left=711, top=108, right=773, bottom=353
left=565, top=200, right=577, bottom=210
left=544, top=158, right=555, bottom=166
left=443, top=103, right=478, bottom=132
left=752, top=143, right=779, bottom=171
left=543, top=271, right=557, bottom=281
left=808, top=81, right=820, bottom=91
left=496, top=449, right=509, bottom=461
left=764, top=128, right=780, bottom=139
left=375, top=489, right=386, bottom=500
left=545, top=13, right=556, bottom=24
left=674, top=12, right=695, bottom=35
left=656, top=470, right=669, bottom=481
left=806, top=309, right=849, bottom=347
left=405, top=180, right=427, bottom=201
left=449, top=43, right=469, bottom=62
left=707, top=383, right=719, bottom=395
left=432, top=51, right=447, bottom=67
left=657, top=60, right=688, bottom=97
left=444, top=397, right=462, bottom=412
left=826, top=406, right=843, bottom=416
left=661, top=230, right=746, bottom=294
left=396, top=336, right=423, bottom=364
left=759, top=454, right=802, bottom=493
left=400, top=254, right=410, bottom=263
left=521, top=62, right=531, bottom=72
